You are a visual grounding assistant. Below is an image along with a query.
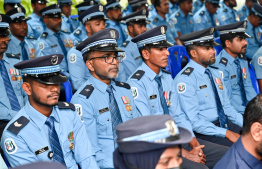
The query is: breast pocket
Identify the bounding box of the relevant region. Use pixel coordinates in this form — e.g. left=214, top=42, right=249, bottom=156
left=196, top=86, right=209, bottom=110
left=148, top=94, right=158, bottom=114
left=230, top=74, right=239, bottom=90
left=97, top=110, right=112, bottom=136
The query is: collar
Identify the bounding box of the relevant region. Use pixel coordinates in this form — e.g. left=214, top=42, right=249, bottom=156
left=220, top=49, right=235, bottom=65
left=141, top=62, right=163, bottom=81
left=106, top=19, right=117, bottom=25
left=45, top=27, right=55, bottom=36
left=2, top=53, right=10, bottom=64
left=62, top=15, right=69, bottom=22
left=155, top=14, right=165, bottom=21
left=31, top=12, right=41, bottom=21
left=89, top=75, right=114, bottom=94
left=127, top=35, right=132, bottom=41
left=224, top=3, right=233, bottom=12
left=177, top=8, right=186, bottom=18
left=10, top=35, right=23, bottom=47
left=235, top=137, right=262, bottom=168
left=188, top=59, right=206, bottom=75
left=169, top=2, right=178, bottom=9
left=203, top=6, right=211, bottom=15
left=246, top=18, right=254, bottom=29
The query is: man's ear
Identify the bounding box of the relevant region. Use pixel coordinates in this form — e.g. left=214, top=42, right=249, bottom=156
left=22, top=82, right=32, bottom=96
left=190, top=49, right=198, bottom=59
left=86, top=59, right=95, bottom=72
left=225, top=39, right=232, bottom=48
left=85, top=23, right=91, bottom=34
left=250, top=122, right=262, bottom=142
left=142, top=49, right=150, bottom=60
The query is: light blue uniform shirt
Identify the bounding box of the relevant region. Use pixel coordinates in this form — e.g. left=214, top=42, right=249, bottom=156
left=213, top=50, right=257, bottom=114
left=122, top=4, right=132, bottom=17
left=61, top=15, right=80, bottom=33
left=237, top=5, right=249, bottom=21
left=245, top=18, right=262, bottom=59
left=119, top=35, right=142, bottom=78
left=148, top=5, right=157, bottom=19
left=6, top=35, right=38, bottom=61
left=192, top=0, right=204, bottom=15
left=0, top=53, right=26, bottom=121
left=127, top=62, right=194, bottom=135
left=69, top=23, right=87, bottom=46
left=105, top=20, right=128, bottom=46
left=216, top=4, right=239, bottom=26
left=27, top=12, right=46, bottom=39
left=252, top=46, right=262, bottom=80
left=168, top=2, right=179, bottom=17
left=1, top=101, right=98, bottom=169
left=174, top=60, right=243, bottom=137
left=71, top=76, right=140, bottom=169
left=169, top=9, right=194, bottom=35
left=0, top=156, right=7, bottom=169
left=35, top=28, right=73, bottom=78
left=150, top=15, right=177, bottom=44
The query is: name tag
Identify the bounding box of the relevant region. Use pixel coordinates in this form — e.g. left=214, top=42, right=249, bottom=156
left=35, top=146, right=49, bottom=156
left=36, top=27, right=40, bottom=29
left=231, top=75, right=236, bottom=79
left=51, top=44, right=58, bottom=48
left=99, top=107, right=109, bottom=114
left=199, top=85, right=207, bottom=89
left=135, top=56, right=141, bottom=60
left=150, top=95, right=157, bottom=99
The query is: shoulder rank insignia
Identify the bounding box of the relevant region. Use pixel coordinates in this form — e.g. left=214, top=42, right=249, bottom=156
left=121, top=41, right=130, bottom=47
left=243, top=7, right=246, bottom=11
left=7, top=116, right=29, bottom=135
left=200, top=11, right=205, bottom=15
left=80, top=85, right=94, bottom=98
left=175, top=12, right=180, bottom=17
left=61, top=30, right=70, bottom=34
left=74, top=30, right=81, bottom=35
left=209, top=66, right=219, bottom=69
left=5, top=53, right=20, bottom=59
left=131, top=70, right=145, bottom=80
left=223, top=9, right=227, bottom=12
left=115, top=81, right=131, bottom=89
left=238, top=54, right=247, bottom=60
left=153, top=18, right=158, bottom=22
left=219, top=57, right=228, bottom=66
left=189, top=12, right=193, bottom=16
left=182, top=67, right=194, bottom=76
left=58, top=102, right=75, bottom=111
left=105, top=23, right=109, bottom=27
left=162, top=69, right=171, bottom=74
left=26, top=36, right=36, bottom=40
left=41, top=32, right=48, bottom=38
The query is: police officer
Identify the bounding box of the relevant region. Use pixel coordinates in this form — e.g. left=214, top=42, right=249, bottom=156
left=36, top=4, right=73, bottom=78
left=193, top=0, right=220, bottom=32
left=168, top=0, right=179, bottom=16
left=174, top=27, right=243, bottom=147
left=0, top=14, right=25, bottom=139
left=120, top=9, right=149, bottom=78
left=71, top=28, right=140, bottom=169
left=169, top=0, right=194, bottom=37
left=128, top=25, right=229, bottom=169
left=214, top=21, right=257, bottom=114
left=105, top=0, right=128, bottom=46
left=252, top=46, right=262, bottom=92
left=237, top=0, right=257, bottom=21
left=27, top=0, right=47, bottom=39
left=1, top=54, right=99, bottom=168
left=245, top=4, right=262, bottom=60
left=150, top=0, right=180, bottom=45
left=148, top=0, right=157, bottom=19
left=3, top=0, right=21, bottom=13
left=70, top=0, right=99, bottom=45
left=6, top=7, right=38, bottom=61
left=130, top=0, right=149, bottom=13
left=67, top=5, right=107, bottom=90
left=58, top=0, right=79, bottom=33
left=192, top=0, right=204, bottom=14
left=216, top=0, right=239, bottom=26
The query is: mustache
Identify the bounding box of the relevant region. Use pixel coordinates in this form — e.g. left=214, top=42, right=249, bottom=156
left=242, top=45, right=247, bottom=49
left=47, top=92, right=60, bottom=98
left=108, top=65, right=119, bottom=71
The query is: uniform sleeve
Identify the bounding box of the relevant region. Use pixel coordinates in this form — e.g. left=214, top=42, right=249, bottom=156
left=244, top=62, right=257, bottom=102
left=72, top=109, right=99, bottom=169
left=175, top=77, right=227, bottom=137
left=0, top=106, right=19, bottom=121
left=246, top=37, right=259, bottom=59
left=252, top=54, right=262, bottom=79
left=0, top=155, right=7, bottom=169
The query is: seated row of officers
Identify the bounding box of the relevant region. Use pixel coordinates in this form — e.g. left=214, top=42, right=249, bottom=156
left=0, top=0, right=261, bottom=169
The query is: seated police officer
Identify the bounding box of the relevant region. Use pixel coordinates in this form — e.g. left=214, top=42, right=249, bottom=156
left=71, top=28, right=140, bottom=169
left=237, top=0, right=257, bottom=21
left=128, top=25, right=228, bottom=169
left=3, top=0, right=21, bottom=13
left=36, top=4, right=73, bottom=79
left=192, top=0, right=204, bottom=14
left=6, top=7, right=38, bottom=61
left=213, top=21, right=257, bottom=114
left=174, top=27, right=243, bottom=147
left=1, top=54, right=99, bottom=168
left=114, top=115, right=192, bottom=169
left=252, top=41, right=262, bottom=93
left=215, top=0, right=239, bottom=26
left=214, top=94, right=262, bottom=169
left=120, top=9, right=149, bottom=78
left=0, top=14, right=26, bottom=139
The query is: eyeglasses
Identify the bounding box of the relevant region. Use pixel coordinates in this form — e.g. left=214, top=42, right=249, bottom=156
left=89, top=52, right=125, bottom=63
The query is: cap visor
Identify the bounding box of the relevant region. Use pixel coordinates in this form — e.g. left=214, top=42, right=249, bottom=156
left=92, top=46, right=124, bottom=52
left=0, top=28, right=11, bottom=36
left=236, top=32, right=251, bottom=39
left=34, top=72, right=68, bottom=85
left=212, top=3, right=220, bottom=8
left=147, top=41, right=173, bottom=48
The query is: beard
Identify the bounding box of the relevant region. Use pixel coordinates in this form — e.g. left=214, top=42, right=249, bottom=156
left=31, top=87, right=60, bottom=107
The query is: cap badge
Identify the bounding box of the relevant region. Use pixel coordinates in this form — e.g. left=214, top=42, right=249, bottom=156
left=90, top=1, right=94, bottom=5
left=0, top=15, right=2, bottom=22
left=17, top=7, right=22, bottom=13
left=99, top=5, right=103, bottom=11
left=51, top=55, right=58, bottom=65
left=161, top=26, right=165, bottom=34
left=210, top=27, right=214, bottom=34
left=165, top=120, right=178, bottom=136
left=142, top=9, right=146, bottom=15
left=110, top=30, right=116, bottom=38
left=243, top=21, right=247, bottom=28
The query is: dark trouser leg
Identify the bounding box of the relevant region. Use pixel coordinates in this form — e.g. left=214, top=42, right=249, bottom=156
left=182, top=157, right=209, bottom=169
left=0, top=120, right=9, bottom=159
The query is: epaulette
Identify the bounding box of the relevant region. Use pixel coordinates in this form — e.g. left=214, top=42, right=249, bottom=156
left=243, top=7, right=246, bottom=11
left=58, top=102, right=75, bottom=111
left=26, top=36, right=36, bottom=40
left=7, top=116, right=29, bottom=135
left=115, top=81, right=131, bottom=89
left=80, top=85, right=94, bottom=98
left=175, top=12, right=180, bottom=17
left=120, top=20, right=125, bottom=24
left=182, top=67, right=194, bottom=76
left=238, top=54, right=247, bottom=60
left=5, top=53, right=20, bottom=59
left=162, top=69, right=171, bottom=74
left=40, top=32, right=48, bottom=38
left=195, top=2, right=198, bottom=5
left=105, top=23, right=109, bottom=27
left=189, top=12, right=193, bottom=16
left=131, top=70, right=145, bottom=80
left=200, top=11, right=205, bottom=15
left=121, top=41, right=130, bottom=47
left=74, top=30, right=81, bottom=35
left=153, top=18, right=158, bottom=22
left=61, top=30, right=70, bottom=34
left=223, top=9, right=227, bottom=12
left=219, top=57, right=228, bottom=66
left=209, top=66, right=219, bottom=69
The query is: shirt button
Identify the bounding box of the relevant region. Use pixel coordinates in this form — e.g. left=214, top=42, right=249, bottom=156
left=107, top=118, right=109, bottom=121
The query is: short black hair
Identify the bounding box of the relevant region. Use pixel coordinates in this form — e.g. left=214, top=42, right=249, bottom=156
left=242, top=94, right=262, bottom=135
left=126, top=21, right=146, bottom=33
left=139, top=46, right=151, bottom=61
left=249, top=10, right=256, bottom=16
left=220, top=34, right=235, bottom=48
left=4, top=3, right=17, bottom=10
left=185, top=45, right=197, bottom=58
left=83, top=51, right=96, bottom=63
left=153, top=0, right=161, bottom=11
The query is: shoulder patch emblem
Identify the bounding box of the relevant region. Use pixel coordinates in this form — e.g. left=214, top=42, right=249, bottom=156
left=131, top=70, right=145, bottom=80
left=162, top=69, right=171, bottom=74
left=223, top=9, right=228, bottom=12
left=80, top=85, right=94, bottom=98
left=70, top=53, right=77, bottom=63
left=39, top=42, right=44, bottom=50
left=58, top=102, right=75, bottom=111
left=5, top=53, right=20, bottom=59
left=74, top=104, right=84, bottom=122
left=221, top=15, right=226, bottom=21
left=131, top=87, right=138, bottom=99
left=219, top=57, right=228, bottom=66
left=74, top=30, right=81, bottom=35
left=153, top=18, right=158, bottom=22
left=4, top=138, right=18, bottom=154
left=258, top=56, right=262, bottom=66
left=182, top=67, right=194, bottom=76
left=115, top=81, right=131, bottom=89
left=121, top=41, right=130, bottom=47
left=177, top=83, right=186, bottom=93
left=200, top=11, right=205, bottom=15
left=7, top=116, right=29, bottom=135
left=175, top=12, right=180, bottom=17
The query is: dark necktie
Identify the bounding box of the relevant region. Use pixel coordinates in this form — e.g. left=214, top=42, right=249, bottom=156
left=232, top=10, right=236, bottom=22
left=205, top=69, right=228, bottom=129
left=106, top=85, right=122, bottom=148
left=155, top=75, right=169, bottom=115
left=116, top=23, right=125, bottom=42
left=0, top=60, right=21, bottom=111
left=45, top=116, right=65, bottom=164
left=54, top=33, right=68, bottom=57
left=20, top=41, right=29, bottom=61
left=68, top=19, right=74, bottom=32
left=234, top=58, right=247, bottom=106
left=209, top=14, right=219, bottom=37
